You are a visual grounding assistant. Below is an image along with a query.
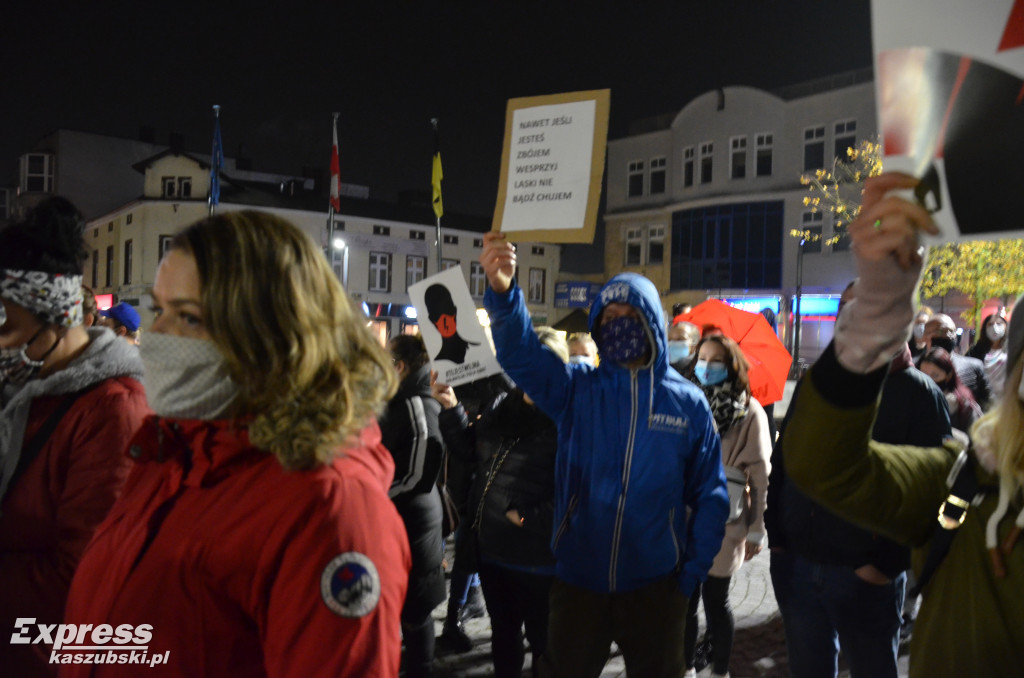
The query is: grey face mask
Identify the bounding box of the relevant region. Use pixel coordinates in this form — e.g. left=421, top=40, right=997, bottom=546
left=139, top=333, right=240, bottom=420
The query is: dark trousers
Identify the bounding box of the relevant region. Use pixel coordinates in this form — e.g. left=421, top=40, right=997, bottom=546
left=478, top=561, right=553, bottom=678
left=770, top=549, right=906, bottom=678
left=539, top=576, right=688, bottom=678
left=683, top=574, right=734, bottom=675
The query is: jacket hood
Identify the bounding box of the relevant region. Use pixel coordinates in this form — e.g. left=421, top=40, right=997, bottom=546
left=397, top=364, right=433, bottom=401
left=588, top=273, right=668, bottom=372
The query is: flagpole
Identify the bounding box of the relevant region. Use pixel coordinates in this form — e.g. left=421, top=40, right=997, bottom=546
left=208, top=105, right=222, bottom=216
left=328, top=112, right=340, bottom=261
left=431, top=118, right=443, bottom=273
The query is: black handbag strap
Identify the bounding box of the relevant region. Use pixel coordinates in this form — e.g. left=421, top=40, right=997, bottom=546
left=909, top=450, right=980, bottom=598
left=9, top=387, right=96, bottom=492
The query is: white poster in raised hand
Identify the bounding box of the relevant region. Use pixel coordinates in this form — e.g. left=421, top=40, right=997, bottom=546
left=408, top=266, right=503, bottom=388
left=871, top=0, right=1024, bottom=241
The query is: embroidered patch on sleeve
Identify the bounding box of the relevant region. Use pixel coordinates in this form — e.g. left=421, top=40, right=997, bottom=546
left=320, top=552, right=381, bottom=618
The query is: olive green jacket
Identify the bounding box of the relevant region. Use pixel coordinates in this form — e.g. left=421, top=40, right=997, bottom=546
left=783, top=346, right=1024, bottom=677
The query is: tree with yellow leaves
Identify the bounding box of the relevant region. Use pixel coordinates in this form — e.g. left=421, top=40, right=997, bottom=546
left=792, top=139, right=883, bottom=245
left=920, top=239, right=1024, bottom=329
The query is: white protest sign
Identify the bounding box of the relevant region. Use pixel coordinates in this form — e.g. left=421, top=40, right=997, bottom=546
left=872, top=0, right=1024, bottom=240
left=493, top=89, right=610, bottom=244
left=408, top=266, right=503, bottom=388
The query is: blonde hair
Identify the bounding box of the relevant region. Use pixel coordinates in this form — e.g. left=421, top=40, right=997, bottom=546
left=171, top=211, right=397, bottom=470
left=536, top=326, right=569, bottom=364
left=972, top=356, right=1024, bottom=490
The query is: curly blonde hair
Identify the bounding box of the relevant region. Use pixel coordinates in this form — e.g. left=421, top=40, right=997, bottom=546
left=170, top=210, right=397, bottom=470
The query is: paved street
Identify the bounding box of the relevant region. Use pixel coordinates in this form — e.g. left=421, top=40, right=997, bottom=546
left=430, top=548, right=910, bottom=677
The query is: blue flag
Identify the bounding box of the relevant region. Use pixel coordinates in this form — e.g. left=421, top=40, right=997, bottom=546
left=209, top=110, right=223, bottom=207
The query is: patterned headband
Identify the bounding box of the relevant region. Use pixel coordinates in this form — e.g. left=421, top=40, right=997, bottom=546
left=0, top=269, right=84, bottom=328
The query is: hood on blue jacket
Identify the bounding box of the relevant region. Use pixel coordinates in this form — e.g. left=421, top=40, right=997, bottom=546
left=588, top=273, right=668, bottom=373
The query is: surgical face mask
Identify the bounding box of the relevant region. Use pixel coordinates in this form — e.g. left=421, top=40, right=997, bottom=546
left=912, top=323, right=926, bottom=340
left=139, top=332, right=240, bottom=420
left=987, top=322, right=1006, bottom=342
left=667, top=340, right=691, bottom=364
left=0, top=326, right=58, bottom=387
left=569, top=355, right=593, bottom=366
left=694, top=360, right=729, bottom=386
left=599, top=315, right=649, bottom=365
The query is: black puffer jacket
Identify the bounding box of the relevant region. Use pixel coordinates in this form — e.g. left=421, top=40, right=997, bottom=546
left=439, top=388, right=558, bottom=570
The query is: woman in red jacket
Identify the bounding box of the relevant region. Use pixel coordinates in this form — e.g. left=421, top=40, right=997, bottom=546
left=0, top=198, right=150, bottom=678
left=61, top=211, right=410, bottom=677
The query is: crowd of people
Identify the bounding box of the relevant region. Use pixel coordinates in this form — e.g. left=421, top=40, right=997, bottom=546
left=1, top=181, right=1021, bottom=678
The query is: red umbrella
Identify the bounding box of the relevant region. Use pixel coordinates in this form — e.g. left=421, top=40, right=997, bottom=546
left=676, top=299, right=792, bottom=406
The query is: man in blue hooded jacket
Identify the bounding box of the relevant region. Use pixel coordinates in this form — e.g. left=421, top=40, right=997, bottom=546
left=480, top=232, right=729, bottom=678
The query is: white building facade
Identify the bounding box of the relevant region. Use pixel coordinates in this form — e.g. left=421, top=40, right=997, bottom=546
left=604, top=69, right=876, bottom=364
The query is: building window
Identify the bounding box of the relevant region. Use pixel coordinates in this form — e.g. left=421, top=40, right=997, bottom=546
left=628, top=160, right=644, bottom=197
left=532, top=246, right=545, bottom=255
left=648, top=226, right=665, bottom=264
left=443, top=234, right=459, bottom=245
left=803, top=125, right=826, bottom=171
left=105, top=245, right=114, bottom=287
left=410, top=230, right=425, bottom=240
left=123, top=240, right=133, bottom=284
left=699, top=142, right=714, bottom=184
left=94, top=228, right=98, bottom=238
left=832, top=218, right=852, bottom=252
left=473, top=238, right=483, bottom=247
left=372, top=225, right=390, bottom=236
left=178, top=177, right=192, bottom=198
left=442, top=259, right=459, bottom=270
left=406, top=255, right=425, bottom=288
left=126, top=213, right=133, bottom=225
left=625, top=227, right=643, bottom=266
left=470, top=262, right=487, bottom=297
left=369, top=252, right=391, bottom=292
left=669, top=201, right=784, bottom=290
left=19, top=153, right=54, bottom=193
left=800, top=211, right=823, bottom=254
left=834, top=119, right=857, bottom=164
left=162, top=176, right=177, bottom=198
left=108, top=222, right=113, bottom=232
left=159, top=235, right=174, bottom=260
left=682, top=147, right=695, bottom=188
left=650, top=157, right=667, bottom=194
left=91, top=250, right=98, bottom=288
left=756, top=133, right=773, bottom=177
left=730, top=137, right=747, bottom=180
left=333, top=220, right=346, bottom=232
left=528, top=268, right=546, bottom=304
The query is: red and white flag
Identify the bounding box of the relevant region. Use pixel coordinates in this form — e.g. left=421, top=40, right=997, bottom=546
left=330, top=117, right=341, bottom=212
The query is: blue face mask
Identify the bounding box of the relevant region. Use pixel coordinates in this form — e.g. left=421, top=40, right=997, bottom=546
left=600, top=315, right=649, bottom=365
left=667, top=341, right=690, bottom=364
left=693, top=359, right=729, bottom=386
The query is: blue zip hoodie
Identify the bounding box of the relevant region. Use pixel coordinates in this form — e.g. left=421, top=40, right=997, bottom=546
left=485, top=272, right=728, bottom=595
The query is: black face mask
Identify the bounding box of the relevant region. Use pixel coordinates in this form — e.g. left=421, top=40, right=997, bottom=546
left=932, top=337, right=955, bottom=353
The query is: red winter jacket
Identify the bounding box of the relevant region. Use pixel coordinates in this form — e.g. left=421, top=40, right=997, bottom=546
left=0, top=375, right=148, bottom=678
left=60, top=415, right=411, bottom=678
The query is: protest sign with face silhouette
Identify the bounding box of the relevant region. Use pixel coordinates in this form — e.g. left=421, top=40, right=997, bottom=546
left=409, top=266, right=502, bottom=387
left=872, top=0, right=1024, bottom=241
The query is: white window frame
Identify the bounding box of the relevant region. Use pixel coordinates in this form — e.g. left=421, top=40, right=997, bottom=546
left=699, top=141, right=714, bottom=185
left=834, top=119, right=857, bottom=163
left=647, top=225, right=665, bottom=264
left=756, top=132, right=773, bottom=177
left=369, top=252, right=391, bottom=292
left=442, top=258, right=459, bottom=271
left=803, top=125, right=826, bottom=171
left=729, top=136, right=747, bottom=180
left=682, top=146, right=695, bottom=188
left=406, top=255, right=425, bottom=289
left=625, top=226, right=644, bottom=266
left=20, top=153, right=54, bottom=193
left=627, top=160, right=645, bottom=197
left=649, top=156, right=667, bottom=194
left=178, top=177, right=192, bottom=198
left=801, top=210, right=823, bottom=254
left=161, top=176, right=177, bottom=198
left=528, top=268, right=546, bottom=304
left=470, top=262, right=487, bottom=297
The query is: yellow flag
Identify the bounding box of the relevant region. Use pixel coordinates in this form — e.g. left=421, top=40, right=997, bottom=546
left=432, top=151, right=443, bottom=218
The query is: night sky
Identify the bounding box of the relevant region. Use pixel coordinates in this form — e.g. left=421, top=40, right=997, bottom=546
left=1, top=2, right=873, bottom=218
